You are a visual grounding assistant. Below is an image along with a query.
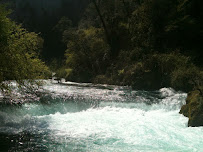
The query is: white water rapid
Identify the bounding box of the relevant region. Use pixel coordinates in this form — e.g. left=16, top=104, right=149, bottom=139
left=0, top=80, right=203, bottom=152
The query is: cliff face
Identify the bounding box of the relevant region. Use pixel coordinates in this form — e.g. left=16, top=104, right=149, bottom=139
left=180, top=90, right=203, bottom=127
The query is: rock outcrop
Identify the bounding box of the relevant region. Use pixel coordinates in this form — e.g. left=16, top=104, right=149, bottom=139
left=180, top=90, right=203, bottom=127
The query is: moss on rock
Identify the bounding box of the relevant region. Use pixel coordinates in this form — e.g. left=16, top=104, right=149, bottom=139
left=180, top=90, right=203, bottom=127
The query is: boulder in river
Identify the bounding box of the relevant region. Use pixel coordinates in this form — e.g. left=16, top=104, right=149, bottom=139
left=180, top=90, right=203, bottom=127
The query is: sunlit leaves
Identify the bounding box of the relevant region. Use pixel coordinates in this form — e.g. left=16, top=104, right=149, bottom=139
left=0, top=4, right=50, bottom=91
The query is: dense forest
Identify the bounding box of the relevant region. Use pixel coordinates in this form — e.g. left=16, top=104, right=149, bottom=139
left=52, top=0, right=202, bottom=92
left=0, top=0, right=202, bottom=93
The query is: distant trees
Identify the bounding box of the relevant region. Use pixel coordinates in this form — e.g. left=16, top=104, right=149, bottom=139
left=0, top=4, right=49, bottom=91
left=90, top=0, right=136, bottom=58
left=55, top=0, right=202, bottom=91
left=63, top=27, right=110, bottom=82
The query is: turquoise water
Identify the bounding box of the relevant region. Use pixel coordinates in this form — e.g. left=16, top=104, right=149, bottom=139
left=0, top=81, right=203, bottom=152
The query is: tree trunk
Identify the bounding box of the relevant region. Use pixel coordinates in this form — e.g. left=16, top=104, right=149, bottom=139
left=91, top=0, right=110, bottom=43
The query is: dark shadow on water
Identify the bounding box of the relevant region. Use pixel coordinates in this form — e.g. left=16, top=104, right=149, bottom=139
left=0, top=132, right=49, bottom=152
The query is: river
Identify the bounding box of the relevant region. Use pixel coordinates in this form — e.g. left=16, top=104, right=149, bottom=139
left=0, top=80, right=203, bottom=152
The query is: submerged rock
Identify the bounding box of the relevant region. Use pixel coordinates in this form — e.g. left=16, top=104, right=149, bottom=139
left=180, top=90, right=203, bottom=127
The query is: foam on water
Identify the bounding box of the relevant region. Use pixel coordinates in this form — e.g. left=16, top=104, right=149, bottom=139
left=42, top=107, right=203, bottom=152
left=0, top=81, right=203, bottom=152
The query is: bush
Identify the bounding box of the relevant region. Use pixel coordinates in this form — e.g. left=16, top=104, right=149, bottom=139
left=93, top=75, right=113, bottom=85
left=0, top=4, right=50, bottom=92
left=55, top=67, right=73, bottom=80
left=112, top=52, right=202, bottom=91
left=64, top=27, right=110, bottom=82
left=171, top=66, right=203, bottom=92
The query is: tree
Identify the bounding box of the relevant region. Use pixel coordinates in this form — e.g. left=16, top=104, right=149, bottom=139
left=0, top=4, right=50, bottom=92
left=90, top=0, right=135, bottom=58
left=64, top=27, right=110, bottom=82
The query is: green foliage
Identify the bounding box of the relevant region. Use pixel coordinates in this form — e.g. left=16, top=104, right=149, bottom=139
left=108, top=52, right=200, bottom=91
left=55, top=67, right=73, bottom=80
left=59, top=0, right=202, bottom=92
left=0, top=4, right=50, bottom=91
left=130, top=0, right=153, bottom=50
left=171, top=67, right=203, bottom=92
left=93, top=75, right=113, bottom=85
left=146, top=53, right=190, bottom=74
left=143, top=53, right=195, bottom=90
left=53, top=17, right=72, bottom=34
left=64, top=27, right=110, bottom=82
